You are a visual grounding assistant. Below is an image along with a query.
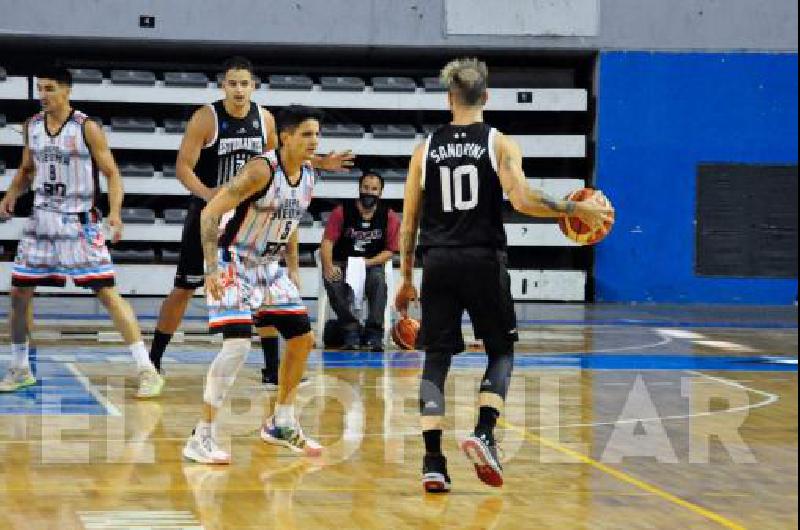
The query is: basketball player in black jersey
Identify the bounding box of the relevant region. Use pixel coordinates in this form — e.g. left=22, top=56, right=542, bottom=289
left=395, top=58, right=614, bottom=492
left=148, top=57, right=353, bottom=387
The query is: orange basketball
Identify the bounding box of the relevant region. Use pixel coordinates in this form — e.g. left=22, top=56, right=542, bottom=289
left=391, top=317, right=420, bottom=350
left=557, top=188, right=615, bottom=245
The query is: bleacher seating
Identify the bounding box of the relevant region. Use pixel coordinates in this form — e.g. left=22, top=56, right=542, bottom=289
left=164, top=71, right=209, bottom=88
left=161, top=249, right=180, bottom=263
left=69, top=69, right=103, bottom=84
left=162, top=164, right=177, bottom=178
left=111, top=117, right=156, bottom=133
left=110, top=70, right=156, bottom=86
left=377, top=168, right=406, bottom=182
left=0, top=62, right=593, bottom=301
left=110, top=249, right=156, bottom=263
left=120, top=207, right=156, bottom=224
left=163, top=209, right=187, bottom=224
left=371, top=76, right=416, bottom=93
left=321, top=123, right=365, bottom=138
left=422, top=77, right=447, bottom=92
left=163, top=119, right=187, bottom=134
left=319, top=168, right=362, bottom=181
left=371, top=124, right=416, bottom=139
left=320, top=76, right=365, bottom=92
left=299, top=211, right=314, bottom=227
left=120, top=162, right=155, bottom=178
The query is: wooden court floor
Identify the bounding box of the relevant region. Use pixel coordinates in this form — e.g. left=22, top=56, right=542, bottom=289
left=0, top=306, right=797, bottom=529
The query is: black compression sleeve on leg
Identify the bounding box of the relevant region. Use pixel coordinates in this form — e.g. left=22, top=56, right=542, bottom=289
left=419, top=351, right=453, bottom=417
left=261, top=336, right=280, bottom=377
left=149, top=330, right=173, bottom=372
left=479, top=342, right=515, bottom=401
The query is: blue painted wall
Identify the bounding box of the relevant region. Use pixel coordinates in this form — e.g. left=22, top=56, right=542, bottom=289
left=595, top=52, right=798, bottom=303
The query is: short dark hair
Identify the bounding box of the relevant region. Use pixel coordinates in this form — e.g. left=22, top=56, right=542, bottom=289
left=38, top=66, right=72, bottom=87
left=221, top=56, right=254, bottom=76
left=277, top=105, right=324, bottom=135
left=359, top=170, right=385, bottom=190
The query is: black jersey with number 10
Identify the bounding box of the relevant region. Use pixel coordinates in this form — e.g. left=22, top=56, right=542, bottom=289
left=419, top=122, right=506, bottom=249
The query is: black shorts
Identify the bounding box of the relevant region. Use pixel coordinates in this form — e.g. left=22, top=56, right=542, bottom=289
left=419, top=247, right=518, bottom=354
left=174, top=201, right=205, bottom=289
left=222, top=313, right=312, bottom=341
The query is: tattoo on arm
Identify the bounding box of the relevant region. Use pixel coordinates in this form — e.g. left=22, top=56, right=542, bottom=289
left=540, top=193, right=576, bottom=215
left=400, top=226, right=417, bottom=280
left=200, top=212, right=221, bottom=275
left=223, top=166, right=264, bottom=202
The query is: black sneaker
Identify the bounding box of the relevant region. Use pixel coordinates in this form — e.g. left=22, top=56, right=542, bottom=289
left=342, top=330, right=361, bottom=351
left=461, top=432, right=503, bottom=487
left=422, top=453, right=451, bottom=493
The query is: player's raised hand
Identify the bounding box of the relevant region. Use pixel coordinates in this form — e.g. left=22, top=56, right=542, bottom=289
left=394, top=281, right=418, bottom=318
left=318, top=150, right=355, bottom=172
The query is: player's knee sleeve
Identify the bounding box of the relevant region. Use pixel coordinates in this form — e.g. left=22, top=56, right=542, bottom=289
left=480, top=342, right=514, bottom=400
left=419, top=352, right=453, bottom=416
left=203, top=338, right=251, bottom=408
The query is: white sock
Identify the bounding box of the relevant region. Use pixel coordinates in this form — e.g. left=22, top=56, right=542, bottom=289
left=195, top=420, right=213, bottom=437
left=274, top=404, right=295, bottom=427
left=129, top=341, right=153, bottom=371
left=11, top=342, right=29, bottom=370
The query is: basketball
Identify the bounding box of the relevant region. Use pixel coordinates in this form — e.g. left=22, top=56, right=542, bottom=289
left=557, top=188, right=615, bottom=245
left=391, top=317, right=420, bottom=350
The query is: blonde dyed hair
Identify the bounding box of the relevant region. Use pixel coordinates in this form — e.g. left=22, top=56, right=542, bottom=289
left=440, top=57, right=488, bottom=106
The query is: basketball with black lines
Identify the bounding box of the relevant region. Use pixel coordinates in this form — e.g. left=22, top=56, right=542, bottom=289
left=558, top=188, right=615, bottom=245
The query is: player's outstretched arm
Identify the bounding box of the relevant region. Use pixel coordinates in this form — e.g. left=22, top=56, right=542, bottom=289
left=395, top=142, right=425, bottom=315
left=84, top=119, right=125, bottom=243
left=200, top=158, right=271, bottom=299
left=177, top=106, right=217, bottom=201
left=495, top=133, right=613, bottom=228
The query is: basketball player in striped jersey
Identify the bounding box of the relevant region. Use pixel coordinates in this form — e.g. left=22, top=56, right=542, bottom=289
left=183, top=105, right=323, bottom=464
left=149, top=57, right=353, bottom=388
left=0, top=67, right=163, bottom=396
left=396, top=58, right=613, bottom=492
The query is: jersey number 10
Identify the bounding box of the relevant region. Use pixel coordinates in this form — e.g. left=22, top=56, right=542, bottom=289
left=440, top=165, right=478, bottom=212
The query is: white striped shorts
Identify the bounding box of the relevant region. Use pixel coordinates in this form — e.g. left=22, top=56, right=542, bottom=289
left=207, top=248, right=308, bottom=335
left=11, top=208, right=115, bottom=289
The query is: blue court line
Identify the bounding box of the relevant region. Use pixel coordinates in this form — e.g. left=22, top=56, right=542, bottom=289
left=0, top=362, right=108, bottom=416
left=517, top=318, right=798, bottom=329
left=317, top=351, right=798, bottom=371
left=1, top=312, right=796, bottom=329
left=10, top=348, right=797, bottom=376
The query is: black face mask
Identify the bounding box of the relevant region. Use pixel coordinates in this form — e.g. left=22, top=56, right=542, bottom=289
left=359, top=193, right=379, bottom=209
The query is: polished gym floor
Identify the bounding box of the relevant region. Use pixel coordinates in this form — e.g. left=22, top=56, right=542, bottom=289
left=0, top=302, right=796, bottom=529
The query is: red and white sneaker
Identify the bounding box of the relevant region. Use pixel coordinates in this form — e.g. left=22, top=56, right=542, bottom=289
left=461, top=432, right=503, bottom=487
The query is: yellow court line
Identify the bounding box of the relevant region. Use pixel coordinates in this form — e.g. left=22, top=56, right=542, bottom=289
left=500, top=420, right=747, bottom=530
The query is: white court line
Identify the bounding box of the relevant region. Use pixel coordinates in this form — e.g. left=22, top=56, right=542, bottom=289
left=79, top=510, right=201, bottom=529
left=530, top=370, right=780, bottom=431
left=64, top=363, right=122, bottom=417
left=656, top=329, right=706, bottom=340
left=693, top=340, right=759, bottom=352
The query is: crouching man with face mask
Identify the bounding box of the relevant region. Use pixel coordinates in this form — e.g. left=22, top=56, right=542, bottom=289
left=320, top=171, right=400, bottom=351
